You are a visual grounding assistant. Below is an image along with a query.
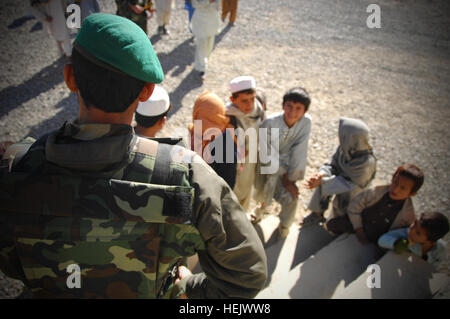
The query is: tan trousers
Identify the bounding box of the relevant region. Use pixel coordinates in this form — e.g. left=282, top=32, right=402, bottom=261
left=221, top=0, right=238, bottom=23
left=233, top=161, right=256, bottom=212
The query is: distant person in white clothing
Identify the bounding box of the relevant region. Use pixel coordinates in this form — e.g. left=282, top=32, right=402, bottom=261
left=191, top=0, right=221, bottom=80
left=30, top=0, right=73, bottom=57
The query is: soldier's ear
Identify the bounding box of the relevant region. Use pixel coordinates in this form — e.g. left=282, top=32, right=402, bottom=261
left=63, top=64, right=78, bottom=93
left=139, top=83, right=155, bottom=102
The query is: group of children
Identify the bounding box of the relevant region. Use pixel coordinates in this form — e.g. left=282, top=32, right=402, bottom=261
left=134, top=75, right=449, bottom=269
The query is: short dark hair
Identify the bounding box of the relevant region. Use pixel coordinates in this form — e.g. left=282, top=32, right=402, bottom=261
left=232, top=88, right=255, bottom=99
left=420, top=212, right=449, bottom=242
left=282, top=87, right=311, bottom=111
left=135, top=105, right=171, bottom=128
left=393, top=163, right=424, bottom=194
left=71, top=48, right=146, bottom=113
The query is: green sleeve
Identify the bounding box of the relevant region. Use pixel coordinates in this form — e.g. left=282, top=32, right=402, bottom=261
left=185, top=155, right=268, bottom=298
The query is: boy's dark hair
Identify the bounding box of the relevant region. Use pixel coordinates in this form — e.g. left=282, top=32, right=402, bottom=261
left=420, top=212, right=449, bottom=242
left=282, top=87, right=311, bottom=111
left=135, top=105, right=171, bottom=128
left=71, top=49, right=146, bottom=113
left=393, top=163, right=424, bottom=194
left=232, top=88, right=255, bottom=99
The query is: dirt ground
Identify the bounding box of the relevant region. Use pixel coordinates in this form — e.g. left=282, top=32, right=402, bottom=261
left=0, top=0, right=449, bottom=297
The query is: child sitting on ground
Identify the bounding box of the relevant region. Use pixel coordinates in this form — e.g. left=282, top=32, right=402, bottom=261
left=378, top=212, right=449, bottom=269
left=225, top=75, right=265, bottom=211
left=301, top=117, right=377, bottom=226
left=325, top=163, right=424, bottom=245
left=252, top=87, right=312, bottom=239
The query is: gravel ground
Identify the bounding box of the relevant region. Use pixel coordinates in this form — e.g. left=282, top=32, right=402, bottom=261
left=0, top=0, right=449, bottom=297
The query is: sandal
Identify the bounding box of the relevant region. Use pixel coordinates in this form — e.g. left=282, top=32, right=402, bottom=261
left=250, top=207, right=265, bottom=224
left=300, top=212, right=325, bottom=227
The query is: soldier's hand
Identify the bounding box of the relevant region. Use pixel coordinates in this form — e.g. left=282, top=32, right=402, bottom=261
left=174, top=266, right=192, bottom=299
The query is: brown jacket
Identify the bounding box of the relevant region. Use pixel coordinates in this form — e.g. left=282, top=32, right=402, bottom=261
left=347, top=185, right=416, bottom=230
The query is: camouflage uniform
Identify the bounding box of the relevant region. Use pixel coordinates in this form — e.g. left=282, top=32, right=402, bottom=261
left=115, top=0, right=151, bottom=33
left=0, top=122, right=267, bottom=298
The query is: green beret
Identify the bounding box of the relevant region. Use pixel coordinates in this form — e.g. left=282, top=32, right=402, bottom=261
left=74, top=13, right=164, bottom=84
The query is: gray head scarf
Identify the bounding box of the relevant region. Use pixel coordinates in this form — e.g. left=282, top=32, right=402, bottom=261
left=332, top=117, right=377, bottom=188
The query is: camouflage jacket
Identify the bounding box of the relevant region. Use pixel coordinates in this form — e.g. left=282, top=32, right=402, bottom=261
left=115, top=0, right=151, bottom=31
left=0, top=122, right=267, bottom=298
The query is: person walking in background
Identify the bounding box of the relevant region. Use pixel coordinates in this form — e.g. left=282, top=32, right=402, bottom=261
left=155, top=0, right=173, bottom=35
left=29, top=0, right=73, bottom=57
left=115, top=0, right=153, bottom=35
left=74, top=0, right=100, bottom=23
left=184, top=0, right=195, bottom=32
left=191, top=0, right=221, bottom=80
left=221, top=0, right=238, bottom=26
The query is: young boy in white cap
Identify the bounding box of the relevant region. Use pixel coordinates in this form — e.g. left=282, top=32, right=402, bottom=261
left=225, top=75, right=265, bottom=212
left=134, top=85, right=171, bottom=138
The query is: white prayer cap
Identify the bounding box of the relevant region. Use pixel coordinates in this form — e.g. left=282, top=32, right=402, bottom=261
left=229, top=76, right=256, bottom=94
left=136, top=86, right=170, bottom=117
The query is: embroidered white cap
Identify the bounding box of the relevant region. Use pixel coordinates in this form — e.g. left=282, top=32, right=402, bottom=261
left=229, top=76, right=256, bottom=94
left=136, top=85, right=170, bottom=117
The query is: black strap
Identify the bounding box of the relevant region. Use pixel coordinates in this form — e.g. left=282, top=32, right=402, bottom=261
left=150, top=143, right=172, bottom=185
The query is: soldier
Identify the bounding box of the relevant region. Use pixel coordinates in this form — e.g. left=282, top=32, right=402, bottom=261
left=115, top=0, right=153, bottom=34
left=0, top=13, right=267, bottom=298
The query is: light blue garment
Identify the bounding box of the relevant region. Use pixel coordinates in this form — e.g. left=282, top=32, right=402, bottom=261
left=378, top=228, right=447, bottom=269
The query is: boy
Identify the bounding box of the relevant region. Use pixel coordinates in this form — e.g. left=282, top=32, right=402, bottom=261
left=326, top=163, right=424, bottom=245
left=252, top=87, right=312, bottom=238
left=378, top=212, right=449, bottom=269
left=134, top=85, right=171, bottom=138
left=225, top=76, right=265, bottom=211
left=301, top=117, right=377, bottom=226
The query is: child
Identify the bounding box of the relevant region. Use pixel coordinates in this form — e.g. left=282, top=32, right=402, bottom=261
left=221, top=0, right=238, bottom=26
left=189, top=91, right=238, bottom=188
left=155, top=0, right=173, bottom=35
left=134, top=85, right=171, bottom=138
left=301, top=117, right=377, bottom=226
left=191, top=0, right=221, bottom=80
left=252, top=87, right=312, bottom=239
left=378, top=212, right=448, bottom=269
left=30, top=0, right=73, bottom=57
left=225, top=76, right=265, bottom=211
left=326, top=163, right=424, bottom=245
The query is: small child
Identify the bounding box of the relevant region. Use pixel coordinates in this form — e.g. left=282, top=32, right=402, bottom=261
left=225, top=76, right=265, bottom=211
left=134, top=85, right=171, bottom=138
left=326, top=163, right=424, bottom=245
left=301, top=117, right=377, bottom=226
left=378, top=212, right=449, bottom=269
left=252, top=87, right=312, bottom=238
